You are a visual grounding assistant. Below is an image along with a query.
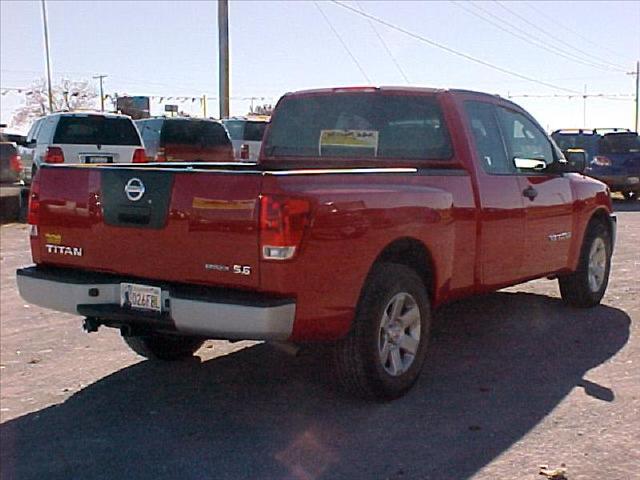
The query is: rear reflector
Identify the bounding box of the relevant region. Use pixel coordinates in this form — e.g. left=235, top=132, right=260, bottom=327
left=155, top=148, right=167, bottom=162
left=260, top=195, right=311, bottom=260
left=592, top=155, right=612, bottom=166
left=27, top=168, right=41, bottom=228
left=240, top=144, right=250, bottom=160
left=132, top=148, right=147, bottom=163
left=10, top=154, right=22, bottom=173
left=44, top=147, right=64, bottom=164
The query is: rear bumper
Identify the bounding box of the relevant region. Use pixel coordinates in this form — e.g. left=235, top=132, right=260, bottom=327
left=591, top=174, right=640, bottom=191
left=16, top=266, right=295, bottom=341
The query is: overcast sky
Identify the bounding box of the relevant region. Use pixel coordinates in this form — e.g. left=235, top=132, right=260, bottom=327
left=1, top=0, right=639, bottom=132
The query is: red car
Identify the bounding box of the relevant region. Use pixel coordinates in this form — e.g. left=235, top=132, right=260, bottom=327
left=17, top=87, right=615, bottom=400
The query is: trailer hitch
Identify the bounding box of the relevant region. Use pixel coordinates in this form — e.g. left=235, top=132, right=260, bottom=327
left=82, top=317, right=101, bottom=333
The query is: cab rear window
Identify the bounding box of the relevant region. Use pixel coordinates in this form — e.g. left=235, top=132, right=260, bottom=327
left=264, top=93, right=452, bottom=160
left=53, top=116, right=141, bottom=145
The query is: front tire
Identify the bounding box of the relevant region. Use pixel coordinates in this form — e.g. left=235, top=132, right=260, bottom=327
left=333, top=263, right=431, bottom=400
left=559, top=220, right=612, bottom=308
left=622, top=191, right=638, bottom=202
left=123, top=333, right=204, bottom=360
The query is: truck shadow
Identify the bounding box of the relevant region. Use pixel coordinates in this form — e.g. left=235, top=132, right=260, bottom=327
left=0, top=292, right=630, bottom=480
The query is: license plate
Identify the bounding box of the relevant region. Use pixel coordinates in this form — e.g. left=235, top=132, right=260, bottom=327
left=120, top=283, right=162, bottom=312
left=86, top=156, right=111, bottom=163
left=628, top=177, right=639, bottom=184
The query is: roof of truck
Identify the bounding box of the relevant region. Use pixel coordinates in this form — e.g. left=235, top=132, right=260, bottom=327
left=284, top=86, right=503, bottom=99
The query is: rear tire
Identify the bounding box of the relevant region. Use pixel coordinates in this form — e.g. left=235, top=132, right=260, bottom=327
left=123, top=334, right=204, bottom=360
left=559, top=220, right=611, bottom=308
left=333, top=263, right=431, bottom=400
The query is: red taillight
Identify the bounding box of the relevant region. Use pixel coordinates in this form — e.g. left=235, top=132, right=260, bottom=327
left=260, top=195, right=311, bottom=260
left=27, top=168, right=41, bottom=228
left=132, top=148, right=147, bottom=163
left=592, top=155, right=612, bottom=167
left=10, top=154, right=22, bottom=173
left=45, top=146, right=64, bottom=164
left=240, top=144, right=250, bottom=160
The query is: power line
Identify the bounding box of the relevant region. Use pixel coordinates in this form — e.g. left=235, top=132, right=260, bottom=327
left=355, top=1, right=410, bottom=84
left=314, top=1, right=372, bottom=84
left=330, top=0, right=581, bottom=94
left=508, top=93, right=634, bottom=102
left=453, top=1, right=625, bottom=73
left=494, top=1, right=628, bottom=72
left=523, top=1, right=635, bottom=66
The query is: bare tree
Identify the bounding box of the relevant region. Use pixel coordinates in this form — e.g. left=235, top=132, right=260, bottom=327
left=11, top=78, right=99, bottom=128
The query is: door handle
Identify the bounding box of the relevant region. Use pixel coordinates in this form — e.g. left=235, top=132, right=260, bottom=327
left=522, top=186, right=538, bottom=201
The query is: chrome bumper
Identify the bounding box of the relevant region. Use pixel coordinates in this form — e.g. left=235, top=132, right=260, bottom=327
left=16, top=267, right=295, bottom=341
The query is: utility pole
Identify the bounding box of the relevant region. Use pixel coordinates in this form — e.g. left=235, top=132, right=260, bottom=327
left=93, top=74, right=107, bottom=112
left=40, top=0, right=53, bottom=113
left=218, top=0, right=230, bottom=119
left=635, top=61, right=639, bottom=132
left=583, top=84, right=587, bottom=128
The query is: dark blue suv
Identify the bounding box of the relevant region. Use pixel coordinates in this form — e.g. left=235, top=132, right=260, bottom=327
left=551, top=128, right=640, bottom=201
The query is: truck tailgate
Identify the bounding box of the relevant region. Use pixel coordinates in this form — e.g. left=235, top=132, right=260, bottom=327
left=33, top=165, right=262, bottom=289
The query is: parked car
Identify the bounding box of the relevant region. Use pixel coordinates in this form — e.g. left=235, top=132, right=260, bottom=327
left=19, top=112, right=145, bottom=182
left=18, top=87, right=615, bottom=400
left=0, top=139, right=23, bottom=184
left=222, top=116, right=269, bottom=161
left=551, top=128, right=640, bottom=200
left=135, top=117, right=234, bottom=162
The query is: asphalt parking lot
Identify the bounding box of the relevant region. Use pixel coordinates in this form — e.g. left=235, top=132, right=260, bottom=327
left=1, top=200, right=638, bottom=480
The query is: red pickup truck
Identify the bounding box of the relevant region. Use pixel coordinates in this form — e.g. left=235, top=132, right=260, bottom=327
left=17, top=87, right=616, bottom=400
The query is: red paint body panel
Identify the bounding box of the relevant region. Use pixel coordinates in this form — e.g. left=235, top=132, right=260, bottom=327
left=29, top=89, right=613, bottom=342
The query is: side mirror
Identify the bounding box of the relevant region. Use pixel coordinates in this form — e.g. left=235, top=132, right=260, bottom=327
left=563, top=148, right=586, bottom=173
left=513, top=157, right=547, bottom=171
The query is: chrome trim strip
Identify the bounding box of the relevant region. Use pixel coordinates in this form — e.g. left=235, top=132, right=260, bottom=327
left=264, top=168, right=417, bottom=176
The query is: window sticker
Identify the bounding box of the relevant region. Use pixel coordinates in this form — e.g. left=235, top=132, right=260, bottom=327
left=319, top=129, right=379, bottom=156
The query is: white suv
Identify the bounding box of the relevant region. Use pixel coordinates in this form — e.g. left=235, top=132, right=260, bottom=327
left=222, top=116, right=269, bottom=162
left=21, top=112, right=145, bottom=181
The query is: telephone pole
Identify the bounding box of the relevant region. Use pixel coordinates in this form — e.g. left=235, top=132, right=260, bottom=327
left=40, top=0, right=53, bottom=113
left=93, top=74, right=107, bottom=112
left=218, top=0, right=230, bottom=119
left=635, top=61, right=639, bottom=132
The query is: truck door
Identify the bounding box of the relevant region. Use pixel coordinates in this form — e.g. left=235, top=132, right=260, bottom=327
left=464, top=101, right=526, bottom=287
left=496, top=106, right=574, bottom=277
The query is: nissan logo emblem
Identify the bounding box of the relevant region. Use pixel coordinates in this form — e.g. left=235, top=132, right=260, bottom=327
left=124, top=178, right=145, bottom=202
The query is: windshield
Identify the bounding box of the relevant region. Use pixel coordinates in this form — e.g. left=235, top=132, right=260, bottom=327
left=264, top=93, right=452, bottom=160
left=53, top=116, right=141, bottom=145
left=598, top=133, right=640, bottom=154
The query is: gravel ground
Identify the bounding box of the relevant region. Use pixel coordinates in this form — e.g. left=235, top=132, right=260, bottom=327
left=1, top=200, right=638, bottom=480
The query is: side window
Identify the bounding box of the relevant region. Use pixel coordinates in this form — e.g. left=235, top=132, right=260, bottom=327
left=26, top=119, right=42, bottom=143
left=138, top=119, right=162, bottom=151
left=38, top=117, right=57, bottom=144
left=497, top=107, right=554, bottom=166
left=464, top=101, right=512, bottom=174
